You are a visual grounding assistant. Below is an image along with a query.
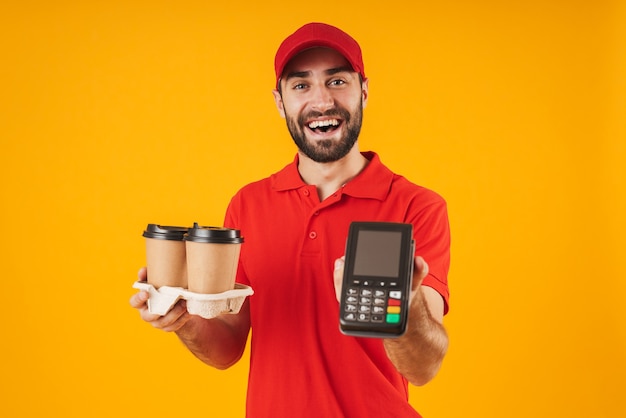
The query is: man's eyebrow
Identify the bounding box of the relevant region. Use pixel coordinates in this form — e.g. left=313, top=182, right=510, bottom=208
left=284, top=66, right=355, bottom=81
left=284, top=70, right=312, bottom=81
left=325, top=66, right=354, bottom=76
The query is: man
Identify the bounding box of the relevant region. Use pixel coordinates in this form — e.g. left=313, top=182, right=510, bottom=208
left=130, top=22, right=450, bottom=417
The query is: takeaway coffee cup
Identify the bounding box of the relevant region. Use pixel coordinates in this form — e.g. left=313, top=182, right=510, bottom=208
left=142, top=224, right=188, bottom=289
left=184, top=223, right=244, bottom=294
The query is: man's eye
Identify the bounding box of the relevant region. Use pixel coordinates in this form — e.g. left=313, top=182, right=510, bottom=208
left=293, top=83, right=307, bottom=90
left=329, top=79, right=346, bottom=86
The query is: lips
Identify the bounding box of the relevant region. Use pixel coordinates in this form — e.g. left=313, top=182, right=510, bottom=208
left=306, top=118, right=342, bottom=134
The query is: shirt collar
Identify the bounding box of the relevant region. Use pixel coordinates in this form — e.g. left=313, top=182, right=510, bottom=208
left=271, top=151, right=394, bottom=201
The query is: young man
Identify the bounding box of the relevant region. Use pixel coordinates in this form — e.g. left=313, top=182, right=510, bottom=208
left=130, top=22, right=450, bottom=417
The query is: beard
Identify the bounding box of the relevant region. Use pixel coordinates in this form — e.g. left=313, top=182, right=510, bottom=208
left=285, top=102, right=363, bottom=163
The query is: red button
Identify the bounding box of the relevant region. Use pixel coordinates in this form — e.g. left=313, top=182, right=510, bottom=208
left=388, top=298, right=401, bottom=306
left=303, top=189, right=310, bottom=196
left=309, top=231, right=317, bottom=239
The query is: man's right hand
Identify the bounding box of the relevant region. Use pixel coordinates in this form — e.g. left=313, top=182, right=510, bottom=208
left=129, top=267, right=192, bottom=332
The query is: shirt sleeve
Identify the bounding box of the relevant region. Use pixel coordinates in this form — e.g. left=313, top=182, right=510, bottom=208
left=223, top=191, right=251, bottom=287
left=407, top=195, right=451, bottom=314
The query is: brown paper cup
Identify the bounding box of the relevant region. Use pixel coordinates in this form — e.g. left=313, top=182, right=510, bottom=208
left=186, top=241, right=241, bottom=294
left=184, top=224, right=244, bottom=294
left=143, top=224, right=188, bottom=289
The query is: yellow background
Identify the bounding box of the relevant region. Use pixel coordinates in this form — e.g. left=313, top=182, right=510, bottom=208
left=1, top=0, right=624, bottom=416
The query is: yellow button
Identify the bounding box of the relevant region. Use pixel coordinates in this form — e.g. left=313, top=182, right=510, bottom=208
left=387, top=306, right=401, bottom=314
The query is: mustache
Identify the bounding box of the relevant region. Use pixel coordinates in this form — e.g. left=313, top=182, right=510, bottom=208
left=298, top=107, right=351, bottom=126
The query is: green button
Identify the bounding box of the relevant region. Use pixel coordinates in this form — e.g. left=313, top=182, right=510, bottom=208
left=386, top=314, right=400, bottom=324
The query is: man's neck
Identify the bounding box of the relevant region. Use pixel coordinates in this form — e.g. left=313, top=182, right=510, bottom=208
left=297, top=147, right=369, bottom=201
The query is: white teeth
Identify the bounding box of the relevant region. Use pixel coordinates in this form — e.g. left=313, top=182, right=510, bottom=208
left=308, top=119, right=339, bottom=129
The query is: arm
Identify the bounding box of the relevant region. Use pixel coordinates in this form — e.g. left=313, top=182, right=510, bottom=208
left=174, top=301, right=250, bottom=369
left=333, top=256, right=448, bottom=386
left=382, top=256, right=448, bottom=386
left=129, top=267, right=250, bottom=369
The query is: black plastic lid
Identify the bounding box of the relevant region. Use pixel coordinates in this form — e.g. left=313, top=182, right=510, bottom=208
left=184, top=222, right=244, bottom=244
left=142, top=224, right=188, bottom=241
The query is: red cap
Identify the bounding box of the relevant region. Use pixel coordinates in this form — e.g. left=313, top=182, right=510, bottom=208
left=274, top=22, right=366, bottom=89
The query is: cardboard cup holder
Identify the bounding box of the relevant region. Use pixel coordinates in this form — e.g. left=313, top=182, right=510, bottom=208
left=133, top=281, right=253, bottom=319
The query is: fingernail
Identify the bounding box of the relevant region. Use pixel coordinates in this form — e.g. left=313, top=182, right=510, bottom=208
left=334, top=258, right=344, bottom=270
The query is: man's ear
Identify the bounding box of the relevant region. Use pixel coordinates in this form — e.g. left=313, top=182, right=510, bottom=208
left=361, top=78, right=369, bottom=109
left=272, top=89, right=286, bottom=118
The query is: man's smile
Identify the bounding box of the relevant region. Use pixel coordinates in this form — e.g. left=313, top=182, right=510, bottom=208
left=305, top=118, right=343, bottom=135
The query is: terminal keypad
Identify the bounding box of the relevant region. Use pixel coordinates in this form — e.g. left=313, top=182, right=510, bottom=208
left=342, top=279, right=403, bottom=325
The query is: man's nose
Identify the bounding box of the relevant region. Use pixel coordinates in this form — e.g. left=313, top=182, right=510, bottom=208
left=310, top=85, right=334, bottom=112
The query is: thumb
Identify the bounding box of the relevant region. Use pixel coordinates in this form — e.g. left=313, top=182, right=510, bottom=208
left=333, top=257, right=345, bottom=302
left=412, top=256, right=429, bottom=291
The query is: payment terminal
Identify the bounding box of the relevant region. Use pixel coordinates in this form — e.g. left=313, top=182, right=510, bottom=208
left=339, top=222, right=415, bottom=338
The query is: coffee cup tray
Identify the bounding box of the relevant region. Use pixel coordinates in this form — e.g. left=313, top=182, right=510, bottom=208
left=133, top=281, right=253, bottom=319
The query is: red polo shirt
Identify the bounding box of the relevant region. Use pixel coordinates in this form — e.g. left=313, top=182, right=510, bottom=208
left=224, top=152, right=450, bottom=418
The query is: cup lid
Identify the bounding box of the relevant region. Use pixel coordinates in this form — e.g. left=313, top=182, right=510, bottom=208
left=184, top=223, right=244, bottom=244
left=142, top=224, right=188, bottom=241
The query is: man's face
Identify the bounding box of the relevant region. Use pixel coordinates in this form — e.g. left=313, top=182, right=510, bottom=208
left=274, top=48, right=368, bottom=163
